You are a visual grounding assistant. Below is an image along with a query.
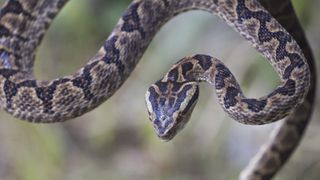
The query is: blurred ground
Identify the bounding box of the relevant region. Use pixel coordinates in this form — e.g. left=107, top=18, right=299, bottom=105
left=0, top=0, right=319, bottom=180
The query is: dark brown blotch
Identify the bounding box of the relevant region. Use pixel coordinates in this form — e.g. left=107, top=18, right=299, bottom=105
left=242, top=98, right=267, bottom=113
left=215, top=63, right=231, bottom=90
left=181, top=62, right=193, bottom=78
left=224, top=86, right=240, bottom=109
left=121, top=2, right=145, bottom=38
left=193, top=54, right=212, bottom=71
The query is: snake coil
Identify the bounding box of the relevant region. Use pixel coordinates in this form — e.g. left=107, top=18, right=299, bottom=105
left=0, top=0, right=315, bottom=179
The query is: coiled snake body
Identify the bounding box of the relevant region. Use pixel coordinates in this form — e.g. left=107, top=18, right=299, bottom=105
left=0, top=0, right=315, bottom=179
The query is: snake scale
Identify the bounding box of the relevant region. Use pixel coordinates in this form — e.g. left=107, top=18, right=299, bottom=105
left=0, top=0, right=316, bottom=179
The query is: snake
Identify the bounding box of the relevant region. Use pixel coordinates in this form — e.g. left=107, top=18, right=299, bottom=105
left=0, top=0, right=316, bottom=179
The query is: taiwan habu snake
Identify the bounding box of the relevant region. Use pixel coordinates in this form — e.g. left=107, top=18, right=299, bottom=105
left=0, top=0, right=316, bottom=179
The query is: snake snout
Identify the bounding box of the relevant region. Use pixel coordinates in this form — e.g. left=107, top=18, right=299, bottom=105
left=152, top=114, right=176, bottom=141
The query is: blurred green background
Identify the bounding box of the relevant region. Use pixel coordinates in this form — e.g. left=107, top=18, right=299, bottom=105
left=0, top=0, right=319, bottom=180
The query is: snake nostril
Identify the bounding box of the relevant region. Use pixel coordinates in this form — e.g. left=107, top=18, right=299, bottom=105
left=160, top=116, right=166, bottom=121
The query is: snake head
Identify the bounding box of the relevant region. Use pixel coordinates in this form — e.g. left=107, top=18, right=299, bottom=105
left=145, top=80, right=199, bottom=141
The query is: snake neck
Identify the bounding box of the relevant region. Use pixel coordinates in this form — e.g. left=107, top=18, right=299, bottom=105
left=157, top=55, right=269, bottom=124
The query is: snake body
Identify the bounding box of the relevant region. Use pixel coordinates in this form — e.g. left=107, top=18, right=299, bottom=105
left=0, top=0, right=315, bottom=179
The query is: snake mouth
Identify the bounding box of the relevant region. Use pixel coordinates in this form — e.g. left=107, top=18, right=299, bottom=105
left=155, top=128, right=177, bottom=141
left=152, top=116, right=176, bottom=141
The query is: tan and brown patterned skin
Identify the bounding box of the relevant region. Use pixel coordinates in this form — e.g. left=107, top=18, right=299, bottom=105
left=239, top=0, right=316, bottom=179
left=0, top=0, right=315, bottom=180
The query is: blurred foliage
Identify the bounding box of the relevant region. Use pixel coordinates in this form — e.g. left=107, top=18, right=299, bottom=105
left=0, top=0, right=319, bottom=180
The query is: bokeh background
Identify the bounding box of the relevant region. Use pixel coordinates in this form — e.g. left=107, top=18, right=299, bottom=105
left=0, top=0, right=319, bottom=180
